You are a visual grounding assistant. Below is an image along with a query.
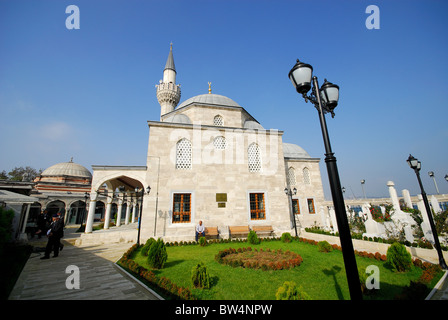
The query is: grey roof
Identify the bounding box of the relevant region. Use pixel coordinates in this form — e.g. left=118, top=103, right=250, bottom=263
left=164, top=43, right=176, bottom=72
left=164, top=113, right=192, bottom=124
left=41, top=161, right=92, bottom=178
left=0, top=189, right=38, bottom=204
left=244, top=120, right=264, bottom=130
left=283, top=142, right=311, bottom=159
left=177, top=94, right=241, bottom=110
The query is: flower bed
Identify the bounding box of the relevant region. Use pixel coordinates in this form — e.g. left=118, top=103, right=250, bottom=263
left=118, top=244, right=195, bottom=300
left=215, top=247, right=303, bottom=271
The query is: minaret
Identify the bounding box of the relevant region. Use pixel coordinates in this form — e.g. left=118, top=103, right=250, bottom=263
left=156, top=43, right=181, bottom=118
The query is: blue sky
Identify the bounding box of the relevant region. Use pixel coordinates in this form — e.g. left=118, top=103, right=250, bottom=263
left=1, top=0, right=447, bottom=199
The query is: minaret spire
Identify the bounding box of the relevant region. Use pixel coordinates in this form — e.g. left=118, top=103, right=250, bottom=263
left=156, top=43, right=181, bottom=118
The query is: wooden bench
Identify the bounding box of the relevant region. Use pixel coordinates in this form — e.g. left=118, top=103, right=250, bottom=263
left=229, top=226, right=250, bottom=239
left=252, top=225, right=274, bottom=237
left=204, top=226, right=219, bottom=239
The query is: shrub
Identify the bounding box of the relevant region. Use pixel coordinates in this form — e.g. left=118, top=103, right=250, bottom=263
left=386, top=242, right=412, bottom=272
left=0, top=207, right=14, bottom=255
left=141, top=238, right=156, bottom=256
left=395, top=281, right=428, bottom=300
left=147, top=238, right=168, bottom=269
left=191, top=262, right=211, bottom=289
left=198, top=236, right=207, bottom=247
left=247, top=230, right=260, bottom=245
left=317, top=240, right=333, bottom=253
left=280, top=232, right=293, bottom=243
left=275, top=281, right=310, bottom=300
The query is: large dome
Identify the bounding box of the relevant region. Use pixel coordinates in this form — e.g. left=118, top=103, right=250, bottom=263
left=177, top=94, right=241, bottom=109
left=41, top=160, right=92, bottom=178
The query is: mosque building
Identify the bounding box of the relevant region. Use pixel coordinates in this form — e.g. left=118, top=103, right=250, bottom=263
left=84, top=45, right=326, bottom=241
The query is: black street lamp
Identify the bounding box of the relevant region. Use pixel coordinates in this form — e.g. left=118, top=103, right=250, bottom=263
left=284, top=187, right=298, bottom=237
left=289, top=59, right=363, bottom=300
left=407, top=155, right=448, bottom=269
left=136, top=186, right=151, bottom=245
left=81, top=192, right=89, bottom=228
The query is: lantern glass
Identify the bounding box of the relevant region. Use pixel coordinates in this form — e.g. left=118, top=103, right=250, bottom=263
left=320, top=79, right=339, bottom=109
left=407, top=155, right=419, bottom=170
left=288, top=60, right=313, bottom=94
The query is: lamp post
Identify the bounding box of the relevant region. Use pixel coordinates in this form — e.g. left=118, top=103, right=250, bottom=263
left=407, top=155, right=447, bottom=269
left=428, top=171, right=440, bottom=195
left=289, top=59, right=363, bottom=300
left=81, top=192, right=89, bottom=228
left=284, top=187, right=298, bottom=237
left=361, top=179, right=366, bottom=199
left=136, top=185, right=151, bottom=245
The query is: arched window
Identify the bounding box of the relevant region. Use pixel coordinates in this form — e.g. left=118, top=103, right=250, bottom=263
left=176, top=138, right=192, bottom=170
left=213, top=136, right=227, bottom=150
left=213, top=115, right=224, bottom=126
left=287, top=167, right=296, bottom=186
left=303, top=167, right=311, bottom=184
left=248, top=143, right=261, bottom=172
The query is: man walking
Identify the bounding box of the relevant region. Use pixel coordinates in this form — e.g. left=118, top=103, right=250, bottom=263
left=41, top=214, right=64, bottom=259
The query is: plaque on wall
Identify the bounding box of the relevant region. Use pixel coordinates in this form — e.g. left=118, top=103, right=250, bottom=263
left=216, top=193, right=227, bottom=202
left=217, top=202, right=226, bottom=208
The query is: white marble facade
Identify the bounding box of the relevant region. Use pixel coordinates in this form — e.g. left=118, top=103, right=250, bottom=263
left=86, top=45, right=326, bottom=241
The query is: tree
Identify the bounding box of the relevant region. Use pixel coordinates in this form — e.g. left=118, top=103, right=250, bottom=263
left=5, top=166, right=43, bottom=181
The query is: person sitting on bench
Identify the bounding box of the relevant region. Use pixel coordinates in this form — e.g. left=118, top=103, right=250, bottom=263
left=195, top=220, right=205, bottom=241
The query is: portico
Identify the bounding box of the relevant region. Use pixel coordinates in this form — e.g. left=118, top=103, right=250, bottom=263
left=84, top=166, right=149, bottom=233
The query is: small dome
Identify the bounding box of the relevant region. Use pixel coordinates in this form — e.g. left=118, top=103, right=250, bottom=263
left=164, top=114, right=192, bottom=124
left=244, top=120, right=264, bottom=130
left=283, top=143, right=311, bottom=159
left=41, top=160, right=92, bottom=178
left=177, top=94, right=241, bottom=109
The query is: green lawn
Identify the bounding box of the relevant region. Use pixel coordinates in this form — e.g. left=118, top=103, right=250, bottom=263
left=131, top=240, right=442, bottom=300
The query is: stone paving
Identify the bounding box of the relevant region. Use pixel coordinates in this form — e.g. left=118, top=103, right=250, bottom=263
left=8, top=225, right=160, bottom=300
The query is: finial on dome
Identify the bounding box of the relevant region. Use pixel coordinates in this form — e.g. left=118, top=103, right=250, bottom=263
left=70, top=157, right=73, bottom=163
left=208, top=82, right=212, bottom=94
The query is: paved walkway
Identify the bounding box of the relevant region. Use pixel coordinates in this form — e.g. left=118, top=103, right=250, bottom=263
left=8, top=225, right=160, bottom=300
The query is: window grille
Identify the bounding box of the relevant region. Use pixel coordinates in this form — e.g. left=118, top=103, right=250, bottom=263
left=287, top=167, right=296, bottom=186
left=292, top=199, right=300, bottom=214
left=172, top=193, right=191, bottom=223
left=248, top=143, right=261, bottom=172
left=303, top=167, right=311, bottom=184
left=307, top=198, right=315, bottom=214
left=176, top=138, right=192, bottom=170
left=213, top=136, right=227, bottom=149
left=213, top=115, right=224, bottom=126
left=249, top=193, right=266, bottom=220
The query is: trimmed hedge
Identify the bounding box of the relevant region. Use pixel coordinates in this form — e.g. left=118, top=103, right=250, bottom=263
left=118, top=244, right=195, bottom=300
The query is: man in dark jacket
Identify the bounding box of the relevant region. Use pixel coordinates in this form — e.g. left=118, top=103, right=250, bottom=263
left=41, top=214, right=64, bottom=259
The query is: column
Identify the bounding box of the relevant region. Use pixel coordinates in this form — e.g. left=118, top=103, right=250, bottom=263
left=19, top=203, right=32, bottom=241
left=131, top=201, right=137, bottom=223
left=104, top=197, right=112, bottom=229
left=85, top=192, right=98, bottom=233
left=116, top=199, right=123, bottom=227
left=125, top=199, right=131, bottom=225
